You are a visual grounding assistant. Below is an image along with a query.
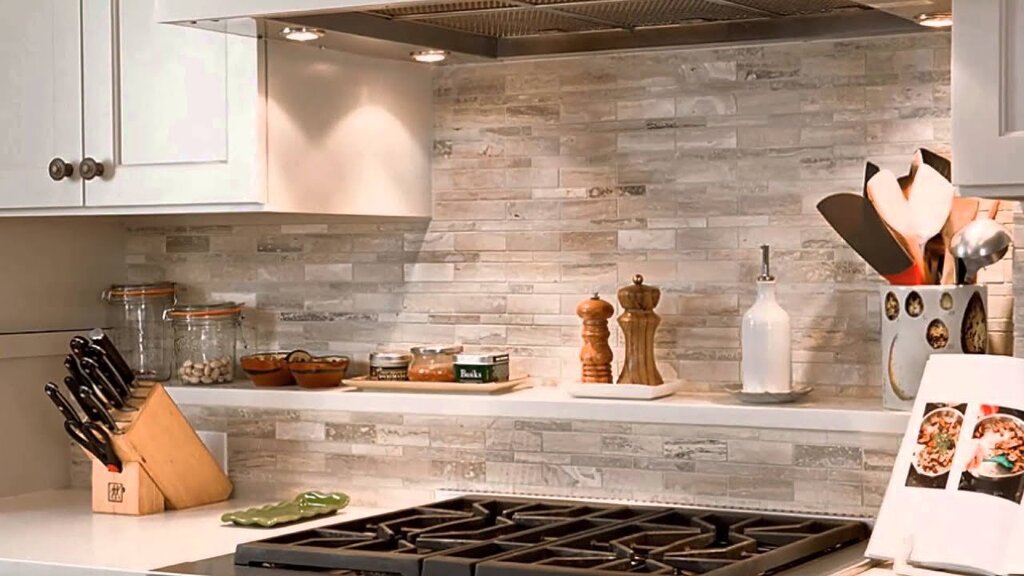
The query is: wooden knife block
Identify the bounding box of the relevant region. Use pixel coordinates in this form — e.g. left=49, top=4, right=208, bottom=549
left=82, top=383, right=232, bottom=516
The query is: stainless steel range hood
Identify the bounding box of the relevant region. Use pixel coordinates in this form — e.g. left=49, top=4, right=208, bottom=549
left=157, top=0, right=948, bottom=59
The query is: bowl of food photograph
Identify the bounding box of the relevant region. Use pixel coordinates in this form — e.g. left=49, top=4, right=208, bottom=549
left=967, top=413, right=1024, bottom=480
left=911, top=407, right=964, bottom=478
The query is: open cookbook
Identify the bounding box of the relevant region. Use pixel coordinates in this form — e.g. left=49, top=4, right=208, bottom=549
left=868, top=355, right=1024, bottom=576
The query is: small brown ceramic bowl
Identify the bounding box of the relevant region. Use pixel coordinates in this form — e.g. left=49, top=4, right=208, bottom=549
left=288, top=355, right=350, bottom=389
left=240, top=353, right=294, bottom=387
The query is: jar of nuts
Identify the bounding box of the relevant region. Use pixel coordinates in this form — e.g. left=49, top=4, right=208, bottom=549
left=167, top=303, right=243, bottom=385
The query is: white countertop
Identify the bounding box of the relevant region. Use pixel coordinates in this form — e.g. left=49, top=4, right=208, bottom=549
left=0, top=490, right=388, bottom=574
left=167, top=383, right=911, bottom=434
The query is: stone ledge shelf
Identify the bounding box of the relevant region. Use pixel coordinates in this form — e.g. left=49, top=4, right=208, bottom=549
left=166, top=383, right=910, bottom=435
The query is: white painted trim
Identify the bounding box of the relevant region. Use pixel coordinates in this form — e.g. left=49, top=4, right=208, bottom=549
left=167, top=383, right=910, bottom=434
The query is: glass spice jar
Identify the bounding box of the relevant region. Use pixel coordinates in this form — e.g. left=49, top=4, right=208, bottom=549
left=369, top=352, right=412, bottom=381
left=103, top=282, right=177, bottom=381
left=408, top=345, right=463, bottom=382
left=167, top=303, right=243, bottom=385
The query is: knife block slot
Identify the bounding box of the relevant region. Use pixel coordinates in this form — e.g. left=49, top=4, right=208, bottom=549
left=85, top=383, right=232, bottom=515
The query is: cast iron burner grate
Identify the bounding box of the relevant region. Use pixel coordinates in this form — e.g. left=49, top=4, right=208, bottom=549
left=233, top=497, right=868, bottom=576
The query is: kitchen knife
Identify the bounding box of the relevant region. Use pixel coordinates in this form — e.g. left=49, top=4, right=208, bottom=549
left=65, top=420, right=122, bottom=472
left=89, top=329, right=136, bottom=388
left=816, top=193, right=924, bottom=285
left=79, top=357, right=128, bottom=411
left=44, top=382, right=83, bottom=427
left=64, top=376, right=107, bottom=423
left=73, top=335, right=134, bottom=394
left=73, top=386, right=120, bottom=434
left=84, top=341, right=134, bottom=398
left=70, top=336, right=127, bottom=388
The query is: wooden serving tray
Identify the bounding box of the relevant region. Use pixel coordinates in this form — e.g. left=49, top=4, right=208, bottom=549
left=342, top=376, right=529, bottom=395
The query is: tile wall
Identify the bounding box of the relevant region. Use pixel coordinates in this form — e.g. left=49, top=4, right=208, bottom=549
left=85, top=31, right=1018, bottom=514
left=124, top=31, right=1013, bottom=398
left=71, top=406, right=899, bottom=517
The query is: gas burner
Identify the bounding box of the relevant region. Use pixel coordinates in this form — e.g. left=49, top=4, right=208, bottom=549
left=232, top=497, right=869, bottom=576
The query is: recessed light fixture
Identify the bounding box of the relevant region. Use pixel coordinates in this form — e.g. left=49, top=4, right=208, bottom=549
left=411, top=49, right=448, bottom=63
left=281, top=27, right=325, bottom=42
left=916, top=12, right=953, bottom=28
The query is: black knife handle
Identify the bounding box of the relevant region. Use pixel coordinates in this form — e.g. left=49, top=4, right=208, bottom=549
left=85, top=343, right=132, bottom=399
left=44, top=382, right=83, bottom=427
left=76, top=387, right=120, bottom=434
left=79, top=357, right=126, bottom=411
left=65, top=420, right=122, bottom=472
left=65, top=376, right=105, bottom=423
left=89, top=329, right=135, bottom=388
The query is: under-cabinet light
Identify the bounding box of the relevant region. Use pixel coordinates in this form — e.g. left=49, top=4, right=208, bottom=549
left=411, top=49, right=448, bottom=63
left=281, top=27, right=325, bottom=42
left=916, top=12, right=953, bottom=28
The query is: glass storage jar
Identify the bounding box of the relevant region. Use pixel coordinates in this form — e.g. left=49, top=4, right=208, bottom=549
left=103, top=282, right=176, bottom=381
left=408, top=345, right=463, bottom=382
left=167, top=302, right=243, bottom=385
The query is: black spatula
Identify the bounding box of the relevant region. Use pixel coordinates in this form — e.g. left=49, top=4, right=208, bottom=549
left=817, top=193, right=923, bottom=285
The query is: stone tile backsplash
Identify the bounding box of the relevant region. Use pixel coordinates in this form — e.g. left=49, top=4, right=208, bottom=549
left=69, top=407, right=899, bottom=517
left=122, top=32, right=1015, bottom=399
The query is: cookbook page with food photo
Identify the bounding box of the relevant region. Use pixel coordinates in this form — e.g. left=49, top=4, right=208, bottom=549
left=867, top=355, right=1024, bottom=576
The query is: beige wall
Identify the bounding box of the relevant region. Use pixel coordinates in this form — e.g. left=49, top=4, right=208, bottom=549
left=0, top=218, right=125, bottom=497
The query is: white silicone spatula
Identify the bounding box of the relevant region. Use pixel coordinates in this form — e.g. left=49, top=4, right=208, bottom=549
left=905, top=150, right=955, bottom=242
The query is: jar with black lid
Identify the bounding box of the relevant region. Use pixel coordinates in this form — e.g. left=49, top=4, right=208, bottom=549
left=369, top=352, right=412, bottom=381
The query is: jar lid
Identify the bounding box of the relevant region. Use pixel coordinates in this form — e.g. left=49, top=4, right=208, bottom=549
left=454, top=353, right=509, bottom=364
left=411, top=345, right=464, bottom=356
left=105, top=282, right=176, bottom=301
left=370, top=351, right=412, bottom=366
left=167, top=302, right=243, bottom=319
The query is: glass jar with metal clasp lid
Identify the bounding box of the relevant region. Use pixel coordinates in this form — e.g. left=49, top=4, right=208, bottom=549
left=102, top=282, right=177, bottom=381
left=166, top=303, right=244, bottom=385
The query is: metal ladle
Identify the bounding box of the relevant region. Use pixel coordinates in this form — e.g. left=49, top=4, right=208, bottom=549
left=950, top=218, right=1013, bottom=284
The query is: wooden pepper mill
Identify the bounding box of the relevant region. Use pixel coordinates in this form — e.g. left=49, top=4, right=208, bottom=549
left=576, top=293, right=614, bottom=383
left=616, top=274, right=663, bottom=386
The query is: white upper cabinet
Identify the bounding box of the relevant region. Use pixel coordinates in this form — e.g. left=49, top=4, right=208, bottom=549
left=82, top=0, right=263, bottom=208
left=0, top=0, right=432, bottom=217
left=953, top=0, right=1024, bottom=198
left=0, top=1, right=83, bottom=209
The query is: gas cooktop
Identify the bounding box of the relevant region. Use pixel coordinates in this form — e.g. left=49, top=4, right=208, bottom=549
left=162, top=496, right=871, bottom=576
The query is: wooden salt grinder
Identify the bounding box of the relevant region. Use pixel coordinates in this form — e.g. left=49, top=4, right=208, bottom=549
left=576, top=294, right=614, bottom=383
left=616, top=274, right=663, bottom=386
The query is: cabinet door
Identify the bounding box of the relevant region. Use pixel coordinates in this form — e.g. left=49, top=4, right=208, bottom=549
left=953, top=0, right=1024, bottom=195
left=0, top=1, right=83, bottom=208
left=82, top=0, right=263, bottom=207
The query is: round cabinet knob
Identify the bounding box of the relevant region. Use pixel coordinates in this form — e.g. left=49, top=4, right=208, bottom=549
left=48, top=158, right=74, bottom=181
left=80, top=158, right=106, bottom=181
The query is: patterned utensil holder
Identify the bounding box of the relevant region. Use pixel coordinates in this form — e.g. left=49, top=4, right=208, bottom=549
left=880, top=285, right=988, bottom=410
